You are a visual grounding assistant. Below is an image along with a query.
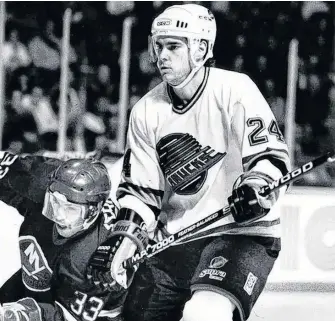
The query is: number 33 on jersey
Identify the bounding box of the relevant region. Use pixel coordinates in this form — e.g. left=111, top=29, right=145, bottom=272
left=70, top=291, right=103, bottom=321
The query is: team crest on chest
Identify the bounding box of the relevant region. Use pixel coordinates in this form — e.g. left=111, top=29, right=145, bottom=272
left=19, top=236, right=53, bottom=292
left=157, top=133, right=226, bottom=195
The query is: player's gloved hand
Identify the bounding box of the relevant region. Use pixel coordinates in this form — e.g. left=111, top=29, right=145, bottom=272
left=228, top=172, right=279, bottom=225
left=87, top=208, right=149, bottom=289
left=0, top=298, right=42, bottom=321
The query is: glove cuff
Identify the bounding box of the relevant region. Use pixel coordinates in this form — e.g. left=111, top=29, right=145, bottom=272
left=113, top=220, right=149, bottom=251
left=234, top=171, right=274, bottom=189
left=2, top=299, right=41, bottom=321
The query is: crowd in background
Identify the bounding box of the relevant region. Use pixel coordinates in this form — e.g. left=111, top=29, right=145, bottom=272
left=2, top=1, right=335, bottom=186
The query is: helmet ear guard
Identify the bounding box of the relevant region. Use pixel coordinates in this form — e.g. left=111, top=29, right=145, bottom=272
left=82, top=202, right=104, bottom=230
left=191, top=39, right=209, bottom=66
left=148, top=35, right=157, bottom=64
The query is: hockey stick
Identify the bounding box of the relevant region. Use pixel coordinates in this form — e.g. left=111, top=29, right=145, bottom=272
left=123, top=152, right=335, bottom=268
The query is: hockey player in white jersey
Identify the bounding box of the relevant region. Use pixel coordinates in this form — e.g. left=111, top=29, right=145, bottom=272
left=88, top=4, right=291, bottom=321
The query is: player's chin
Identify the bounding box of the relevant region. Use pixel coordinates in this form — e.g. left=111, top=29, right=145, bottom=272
left=161, top=72, right=175, bottom=83
left=55, top=224, right=79, bottom=238
left=163, top=75, right=181, bottom=87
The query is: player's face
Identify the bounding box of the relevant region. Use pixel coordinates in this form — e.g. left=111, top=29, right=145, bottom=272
left=43, top=191, right=87, bottom=238
left=154, top=36, right=192, bottom=86
left=52, top=202, right=84, bottom=238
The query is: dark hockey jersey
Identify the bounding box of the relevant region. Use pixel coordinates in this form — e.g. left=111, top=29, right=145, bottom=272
left=0, top=152, right=124, bottom=321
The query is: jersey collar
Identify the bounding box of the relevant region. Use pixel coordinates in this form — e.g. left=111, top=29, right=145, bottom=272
left=167, top=67, right=210, bottom=115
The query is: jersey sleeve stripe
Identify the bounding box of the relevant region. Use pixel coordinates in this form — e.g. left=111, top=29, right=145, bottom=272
left=118, top=182, right=164, bottom=198
left=118, top=192, right=161, bottom=218
left=118, top=194, right=158, bottom=230
left=242, top=148, right=290, bottom=176
left=117, top=182, right=163, bottom=218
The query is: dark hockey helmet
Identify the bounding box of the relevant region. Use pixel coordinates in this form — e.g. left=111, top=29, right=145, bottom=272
left=42, top=159, right=111, bottom=237
left=49, top=158, right=111, bottom=204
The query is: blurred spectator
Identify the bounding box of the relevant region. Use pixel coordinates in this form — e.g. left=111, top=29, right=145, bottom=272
left=251, top=56, right=271, bottom=92
left=267, top=36, right=278, bottom=53
left=257, top=56, right=268, bottom=73
left=297, top=74, right=330, bottom=155
left=86, top=64, right=116, bottom=112
left=139, top=50, right=156, bottom=76
left=82, top=111, right=106, bottom=151
left=17, top=74, right=30, bottom=94
left=105, top=1, right=135, bottom=42
left=21, top=86, right=58, bottom=136
left=28, top=21, right=60, bottom=70
left=7, top=71, right=31, bottom=96
left=129, top=85, right=142, bottom=110
left=106, top=1, right=134, bottom=16
left=307, top=74, right=330, bottom=136
left=210, top=1, right=230, bottom=14
left=328, top=85, right=335, bottom=119
left=82, top=64, right=117, bottom=151
left=264, top=79, right=286, bottom=130
left=301, top=1, right=329, bottom=21
left=50, top=70, right=82, bottom=140
left=28, top=20, right=77, bottom=90
left=235, top=34, right=248, bottom=57
left=3, top=29, right=31, bottom=73
left=153, top=1, right=164, bottom=11
left=3, top=90, right=38, bottom=152
left=232, top=55, right=245, bottom=73
left=273, top=12, right=291, bottom=44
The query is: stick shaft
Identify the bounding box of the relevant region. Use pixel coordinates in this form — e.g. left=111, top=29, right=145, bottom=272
left=259, top=152, right=332, bottom=196
left=124, top=152, right=333, bottom=268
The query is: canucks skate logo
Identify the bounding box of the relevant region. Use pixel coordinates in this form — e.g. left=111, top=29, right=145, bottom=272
left=19, top=236, right=53, bottom=292
left=157, top=133, right=226, bottom=195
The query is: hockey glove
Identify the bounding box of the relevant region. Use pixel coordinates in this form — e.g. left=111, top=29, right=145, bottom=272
left=0, top=298, right=42, bottom=321
left=228, top=172, right=279, bottom=225
left=87, top=208, right=149, bottom=289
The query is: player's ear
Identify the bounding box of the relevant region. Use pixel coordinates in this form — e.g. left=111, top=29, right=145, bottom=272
left=194, top=40, right=208, bottom=63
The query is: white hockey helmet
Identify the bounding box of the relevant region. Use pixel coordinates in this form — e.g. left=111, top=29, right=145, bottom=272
left=150, top=4, right=216, bottom=89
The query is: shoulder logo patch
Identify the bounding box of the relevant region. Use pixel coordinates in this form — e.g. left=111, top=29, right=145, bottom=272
left=19, top=236, right=53, bottom=292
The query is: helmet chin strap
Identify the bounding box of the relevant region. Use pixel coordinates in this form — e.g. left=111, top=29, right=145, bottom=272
left=170, top=63, right=203, bottom=89
left=168, top=40, right=208, bottom=90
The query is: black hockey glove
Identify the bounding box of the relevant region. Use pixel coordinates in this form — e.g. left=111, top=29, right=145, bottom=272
left=228, top=172, right=279, bottom=225
left=87, top=208, right=149, bottom=289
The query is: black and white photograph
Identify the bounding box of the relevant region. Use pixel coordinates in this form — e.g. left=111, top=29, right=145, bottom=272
left=0, top=2, right=335, bottom=321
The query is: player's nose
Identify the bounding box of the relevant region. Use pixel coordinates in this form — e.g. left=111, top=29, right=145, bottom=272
left=54, top=208, right=67, bottom=221
left=158, top=47, right=169, bottom=61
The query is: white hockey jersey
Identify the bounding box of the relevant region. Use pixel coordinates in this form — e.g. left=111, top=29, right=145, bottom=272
left=117, top=67, right=290, bottom=240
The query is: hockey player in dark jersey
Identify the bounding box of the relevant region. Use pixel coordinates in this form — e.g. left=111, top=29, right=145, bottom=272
left=0, top=152, right=125, bottom=321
